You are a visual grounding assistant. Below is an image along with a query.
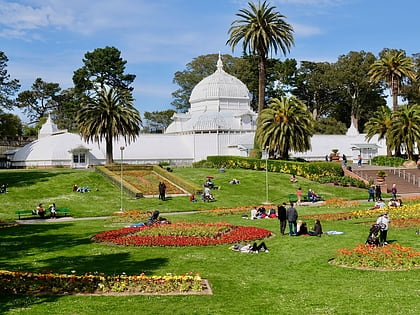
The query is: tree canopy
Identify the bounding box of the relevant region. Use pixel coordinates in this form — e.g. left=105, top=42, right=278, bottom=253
left=73, top=46, right=136, bottom=96
left=227, top=0, right=294, bottom=112
left=76, top=87, right=141, bottom=165
left=0, top=51, right=20, bottom=110
left=16, top=78, right=61, bottom=124
left=256, top=96, right=314, bottom=159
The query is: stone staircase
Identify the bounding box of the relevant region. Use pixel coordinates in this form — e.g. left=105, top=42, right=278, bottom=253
left=352, top=166, right=420, bottom=194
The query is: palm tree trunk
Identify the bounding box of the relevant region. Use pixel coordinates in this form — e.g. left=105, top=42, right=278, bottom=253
left=258, top=55, right=266, bottom=113
left=105, top=136, right=114, bottom=165
left=391, top=74, right=399, bottom=112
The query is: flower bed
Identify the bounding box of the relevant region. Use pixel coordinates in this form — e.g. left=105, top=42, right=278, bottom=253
left=122, top=170, right=185, bottom=195
left=92, top=222, right=272, bottom=247
left=331, top=243, right=420, bottom=270
left=0, top=270, right=206, bottom=295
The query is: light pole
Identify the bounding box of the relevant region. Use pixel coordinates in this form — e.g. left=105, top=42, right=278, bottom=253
left=120, top=146, right=125, bottom=212
left=263, top=147, right=270, bottom=204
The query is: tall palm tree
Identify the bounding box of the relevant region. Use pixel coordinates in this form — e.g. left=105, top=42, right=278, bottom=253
left=227, top=0, right=294, bottom=113
left=365, top=106, right=393, bottom=156
left=369, top=50, right=417, bottom=111
left=76, top=87, right=141, bottom=164
left=389, top=105, right=420, bottom=160
left=256, top=96, right=314, bottom=159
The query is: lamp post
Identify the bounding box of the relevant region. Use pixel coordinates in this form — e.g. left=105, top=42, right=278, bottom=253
left=120, top=146, right=125, bottom=212
left=263, top=147, right=270, bottom=204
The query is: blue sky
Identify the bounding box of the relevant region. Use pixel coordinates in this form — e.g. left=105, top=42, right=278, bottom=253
left=1, top=0, right=419, bottom=122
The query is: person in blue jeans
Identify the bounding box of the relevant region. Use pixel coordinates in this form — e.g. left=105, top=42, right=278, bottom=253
left=286, top=202, right=298, bottom=235
left=368, top=185, right=375, bottom=202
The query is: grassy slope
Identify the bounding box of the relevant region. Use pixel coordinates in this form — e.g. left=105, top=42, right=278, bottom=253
left=0, top=168, right=418, bottom=315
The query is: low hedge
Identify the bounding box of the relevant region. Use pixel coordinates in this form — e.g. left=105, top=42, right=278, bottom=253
left=97, top=165, right=202, bottom=197
left=371, top=155, right=407, bottom=167
left=203, top=156, right=343, bottom=179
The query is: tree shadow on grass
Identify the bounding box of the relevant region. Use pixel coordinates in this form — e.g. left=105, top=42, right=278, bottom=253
left=0, top=170, right=63, bottom=188
left=0, top=223, right=93, bottom=261
left=0, top=255, right=168, bottom=314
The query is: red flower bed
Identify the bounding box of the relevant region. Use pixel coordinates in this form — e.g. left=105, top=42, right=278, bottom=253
left=92, top=222, right=272, bottom=247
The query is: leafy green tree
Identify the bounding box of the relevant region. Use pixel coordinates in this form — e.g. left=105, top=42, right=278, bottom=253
left=401, top=53, right=420, bottom=105
left=369, top=49, right=417, bottom=111
left=76, top=87, right=141, bottom=164
left=227, top=0, right=294, bottom=113
left=16, top=78, right=61, bottom=124
left=52, top=88, right=80, bottom=131
left=364, top=106, right=393, bottom=156
left=335, top=51, right=384, bottom=131
left=292, top=61, right=336, bottom=120
left=389, top=105, right=420, bottom=160
left=0, top=112, right=23, bottom=137
left=255, top=96, right=314, bottom=159
left=143, top=109, right=176, bottom=133
left=73, top=46, right=136, bottom=96
left=0, top=51, right=20, bottom=110
left=314, top=117, right=347, bottom=135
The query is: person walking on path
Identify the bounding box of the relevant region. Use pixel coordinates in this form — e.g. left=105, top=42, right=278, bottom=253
left=391, top=184, right=397, bottom=200
left=368, top=185, right=375, bottom=202
left=286, top=202, right=298, bottom=236
left=296, top=187, right=302, bottom=205
left=376, top=211, right=391, bottom=245
left=357, top=155, right=362, bottom=167
left=277, top=202, right=287, bottom=235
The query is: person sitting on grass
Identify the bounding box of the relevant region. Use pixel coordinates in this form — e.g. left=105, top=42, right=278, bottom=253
left=296, top=222, right=309, bottom=236
left=230, top=242, right=269, bottom=253
left=308, top=220, right=323, bottom=237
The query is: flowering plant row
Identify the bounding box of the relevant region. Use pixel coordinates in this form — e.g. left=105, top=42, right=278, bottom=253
left=0, top=270, right=203, bottom=295
left=92, top=222, right=272, bottom=247
left=332, top=244, right=420, bottom=270
left=350, top=204, right=420, bottom=220
left=323, top=198, right=360, bottom=209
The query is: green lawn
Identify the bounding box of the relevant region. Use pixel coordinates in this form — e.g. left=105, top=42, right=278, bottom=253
left=0, top=167, right=418, bottom=315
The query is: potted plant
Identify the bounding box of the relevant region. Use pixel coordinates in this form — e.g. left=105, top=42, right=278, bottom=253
left=330, top=149, right=340, bottom=161
left=376, top=170, right=387, bottom=183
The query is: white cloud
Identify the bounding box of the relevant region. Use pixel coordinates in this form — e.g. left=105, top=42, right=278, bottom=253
left=292, top=22, right=322, bottom=37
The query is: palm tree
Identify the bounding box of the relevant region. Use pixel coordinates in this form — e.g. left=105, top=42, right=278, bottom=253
left=76, top=87, right=141, bottom=164
left=389, top=105, right=420, bottom=160
left=255, top=96, right=314, bottom=159
left=227, top=0, right=294, bottom=113
left=369, top=50, right=417, bottom=111
left=364, top=106, right=393, bottom=156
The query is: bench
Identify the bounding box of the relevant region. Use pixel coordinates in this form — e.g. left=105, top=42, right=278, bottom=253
left=56, top=207, right=71, bottom=217
left=15, top=208, right=71, bottom=219
left=15, top=209, right=36, bottom=219
left=287, top=194, right=323, bottom=203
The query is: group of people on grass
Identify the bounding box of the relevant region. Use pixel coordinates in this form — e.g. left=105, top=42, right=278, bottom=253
left=249, top=202, right=323, bottom=237
left=277, top=202, right=323, bottom=236
left=32, top=203, right=57, bottom=219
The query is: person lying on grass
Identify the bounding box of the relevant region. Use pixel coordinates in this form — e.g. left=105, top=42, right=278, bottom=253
left=230, top=242, right=269, bottom=253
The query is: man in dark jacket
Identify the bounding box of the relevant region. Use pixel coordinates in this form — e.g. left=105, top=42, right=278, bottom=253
left=286, top=202, right=298, bottom=236
left=277, top=202, right=287, bottom=235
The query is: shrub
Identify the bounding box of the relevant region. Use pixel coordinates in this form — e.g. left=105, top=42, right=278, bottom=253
left=371, top=156, right=406, bottom=167
left=204, top=156, right=343, bottom=179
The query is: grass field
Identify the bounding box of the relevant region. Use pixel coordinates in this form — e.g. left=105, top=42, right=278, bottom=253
left=0, top=167, right=419, bottom=315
